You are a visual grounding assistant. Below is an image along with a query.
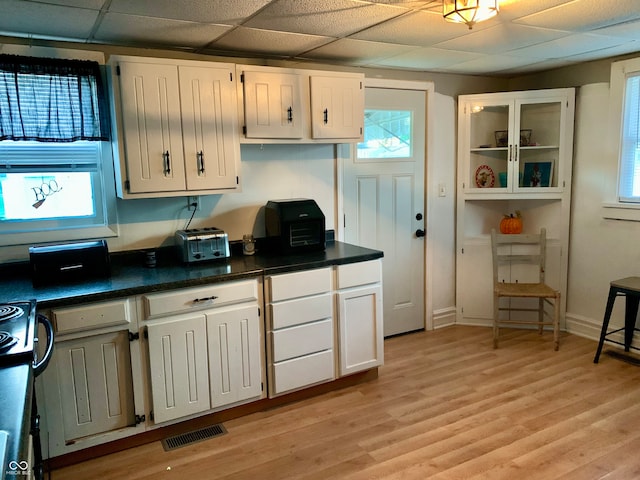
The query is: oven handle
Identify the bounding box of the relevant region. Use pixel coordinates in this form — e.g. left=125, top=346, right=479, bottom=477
left=33, top=314, right=54, bottom=377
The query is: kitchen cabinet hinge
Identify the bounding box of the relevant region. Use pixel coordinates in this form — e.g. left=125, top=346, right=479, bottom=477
left=128, top=331, right=140, bottom=342
left=135, top=414, right=145, bottom=425
left=242, top=126, right=247, bottom=135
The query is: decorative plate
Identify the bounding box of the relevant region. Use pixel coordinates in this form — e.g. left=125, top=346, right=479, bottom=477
left=475, top=164, right=495, bottom=188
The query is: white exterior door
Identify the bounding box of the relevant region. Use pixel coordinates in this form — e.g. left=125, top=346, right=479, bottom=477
left=343, top=86, right=426, bottom=336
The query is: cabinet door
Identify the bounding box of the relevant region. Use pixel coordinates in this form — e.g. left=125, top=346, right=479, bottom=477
left=242, top=70, right=304, bottom=139
left=116, top=61, right=186, bottom=193
left=207, top=305, right=262, bottom=408
left=147, top=314, right=210, bottom=423
left=337, top=284, right=383, bottom=376
left=55, top=331, right=135, bottom=441
left=514, top=96, right=570, bottom=193
left=179, top=65, right=239, bottom=191
left=461, top=97, right=514, bottom=193
left=459, top=242, right=494, bottom=321
left=310, top=75, right=363, bottom=139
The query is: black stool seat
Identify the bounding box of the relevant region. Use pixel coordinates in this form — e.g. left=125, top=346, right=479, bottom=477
left=594, top=277, right=640, bottom=363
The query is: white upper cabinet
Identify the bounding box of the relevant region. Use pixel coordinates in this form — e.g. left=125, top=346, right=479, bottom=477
left=310, top=75, right=363, bottom=139
left=240, top=69, right=304, bottom=139
left=238, top=65, right=364, bottom=143
left=458, top=88, right=575, bottom=198
left=109, top=56, right=240, bottom=198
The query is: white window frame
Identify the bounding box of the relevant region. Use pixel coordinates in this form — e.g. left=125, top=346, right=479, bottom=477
left=0, top=141, right=118, bottom=246
left=603, top=56, right=640, bottom=222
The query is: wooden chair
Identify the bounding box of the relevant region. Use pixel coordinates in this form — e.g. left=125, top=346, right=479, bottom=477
left=491, top=228, right=561, bottom=350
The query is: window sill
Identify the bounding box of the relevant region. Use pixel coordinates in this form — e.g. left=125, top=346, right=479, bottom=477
left=602, top=202, right=640, bottom=222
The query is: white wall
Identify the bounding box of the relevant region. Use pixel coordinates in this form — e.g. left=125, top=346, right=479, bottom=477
left=429, top=93, right=457, bottom=327
left=565, top=82, right=640, bottom=338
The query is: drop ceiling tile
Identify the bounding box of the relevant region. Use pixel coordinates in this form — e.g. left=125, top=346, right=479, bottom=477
left=435, top=23, right=570, bottom=55
left=373, top=46, right=482, bottom=70
left=442, top=54, right=549, bottom=74
left=301, top=38, right=418, bottom=64
left=495, top=0, right=578, bottom=22
left=243, top=0, right=408, bottom=37
left=94, top=13, right=232, bottom=48
left=108, top=0, right=272, bottom=25
left=0, top=0, right=99, bottom=40
left=509, top=32, right=630, bottom=59
left=514, top=0, right=640, bottom=32
left=594, top=19, right=640, bottom=41
left=28, top=0, right=105, bottom=8
left=562, top=40, right=640, bottom=62
left=209, top=27, right=332, bottom=56
left=351, top=10, right=472, bottom=47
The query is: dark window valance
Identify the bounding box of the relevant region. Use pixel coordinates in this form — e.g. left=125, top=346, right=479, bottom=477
left=0, top=54, right=110, bottom=142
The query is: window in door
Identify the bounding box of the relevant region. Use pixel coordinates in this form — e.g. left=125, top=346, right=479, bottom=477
left=357, top=109, right=412, bottom=159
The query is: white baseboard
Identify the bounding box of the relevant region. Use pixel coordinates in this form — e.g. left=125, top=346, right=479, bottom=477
left=432, top=307, right=457, bottom=329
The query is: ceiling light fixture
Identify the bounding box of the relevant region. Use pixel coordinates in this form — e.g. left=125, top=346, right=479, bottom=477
left=443, top=0, right=499, bottom=30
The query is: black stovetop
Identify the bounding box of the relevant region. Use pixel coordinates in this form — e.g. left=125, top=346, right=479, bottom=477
left=0, top=300, right=36, bottom=368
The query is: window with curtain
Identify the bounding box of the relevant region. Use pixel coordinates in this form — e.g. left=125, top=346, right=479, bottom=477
left=619, top=73, right=640, bottom=203
left=0, top=54, right=116, bottom=246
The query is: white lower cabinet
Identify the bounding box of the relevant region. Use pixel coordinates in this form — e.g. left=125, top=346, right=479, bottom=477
left=207, top=304, right=262, bottom=409
left=266, top=267, right=335, bottom=397
left=39, top=261, right=384, bottom=459
left=143, top=279, right=264, bottom=424
left=335, top=260, right=384, bottom=376
left=146, top=312, right=210, bottom=424
left=39, top=298, right=145, bottom=458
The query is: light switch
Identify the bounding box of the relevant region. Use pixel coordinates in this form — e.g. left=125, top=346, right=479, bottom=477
left=438, top=183, right=446, bottom=197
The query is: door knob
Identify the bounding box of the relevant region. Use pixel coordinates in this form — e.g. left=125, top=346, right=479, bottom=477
left=415, top=229, right=425, bottom=238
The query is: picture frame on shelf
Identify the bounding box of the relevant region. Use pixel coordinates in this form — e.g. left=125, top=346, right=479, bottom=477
left=522, top=160, right=553, bottom=187
left=494, top=130, right=508, bottom=147
left=520, top=129, right=532, bottom=146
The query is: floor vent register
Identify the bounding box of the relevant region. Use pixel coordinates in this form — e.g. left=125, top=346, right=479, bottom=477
left=161, top=424, right=227, bottom=451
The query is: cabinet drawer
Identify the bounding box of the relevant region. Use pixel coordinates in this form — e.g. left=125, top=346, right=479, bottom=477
left=143, top=279, right=258, bottom=319
left=335, top=260, right=382, bottom=290
left=272, top=349, right=334, bottom=395
left=270, top=293, right=332, bottom=330
left=268, top=268, right=331, bottom=302
left=271, top=319, right=333, bottom=362
left=53, top=299, right=132, bottom=334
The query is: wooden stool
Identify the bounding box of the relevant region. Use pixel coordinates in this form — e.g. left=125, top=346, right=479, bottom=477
left=593, top=277, right=640, bottom=363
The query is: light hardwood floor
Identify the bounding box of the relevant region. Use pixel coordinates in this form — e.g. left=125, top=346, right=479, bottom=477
left=51, top=326, right=640, bottom=480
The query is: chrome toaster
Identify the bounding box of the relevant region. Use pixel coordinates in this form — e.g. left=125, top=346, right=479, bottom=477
left=175, top=227, right=230, bottom=263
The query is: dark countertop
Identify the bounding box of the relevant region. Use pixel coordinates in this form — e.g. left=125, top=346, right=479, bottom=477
left=0, top=241, right=383, bottom=309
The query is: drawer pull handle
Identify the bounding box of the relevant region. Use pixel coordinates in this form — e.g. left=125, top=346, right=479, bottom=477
left=193, top=295, right=218, bottom=304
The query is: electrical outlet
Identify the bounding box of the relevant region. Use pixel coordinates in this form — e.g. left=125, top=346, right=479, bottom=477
left=187, top=196, right=200, bottom=211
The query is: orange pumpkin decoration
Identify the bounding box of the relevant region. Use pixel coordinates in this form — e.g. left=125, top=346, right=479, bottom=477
left=500, top=211, right=523, bottom=234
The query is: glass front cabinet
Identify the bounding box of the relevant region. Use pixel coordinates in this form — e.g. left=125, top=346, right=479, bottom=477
left=458, top=89, right=574, bottom=196
left=455, top=88, right=575, bottom=327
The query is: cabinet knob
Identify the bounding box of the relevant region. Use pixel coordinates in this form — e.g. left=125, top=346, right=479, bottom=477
left=415, top=229, right=426, bottom=238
